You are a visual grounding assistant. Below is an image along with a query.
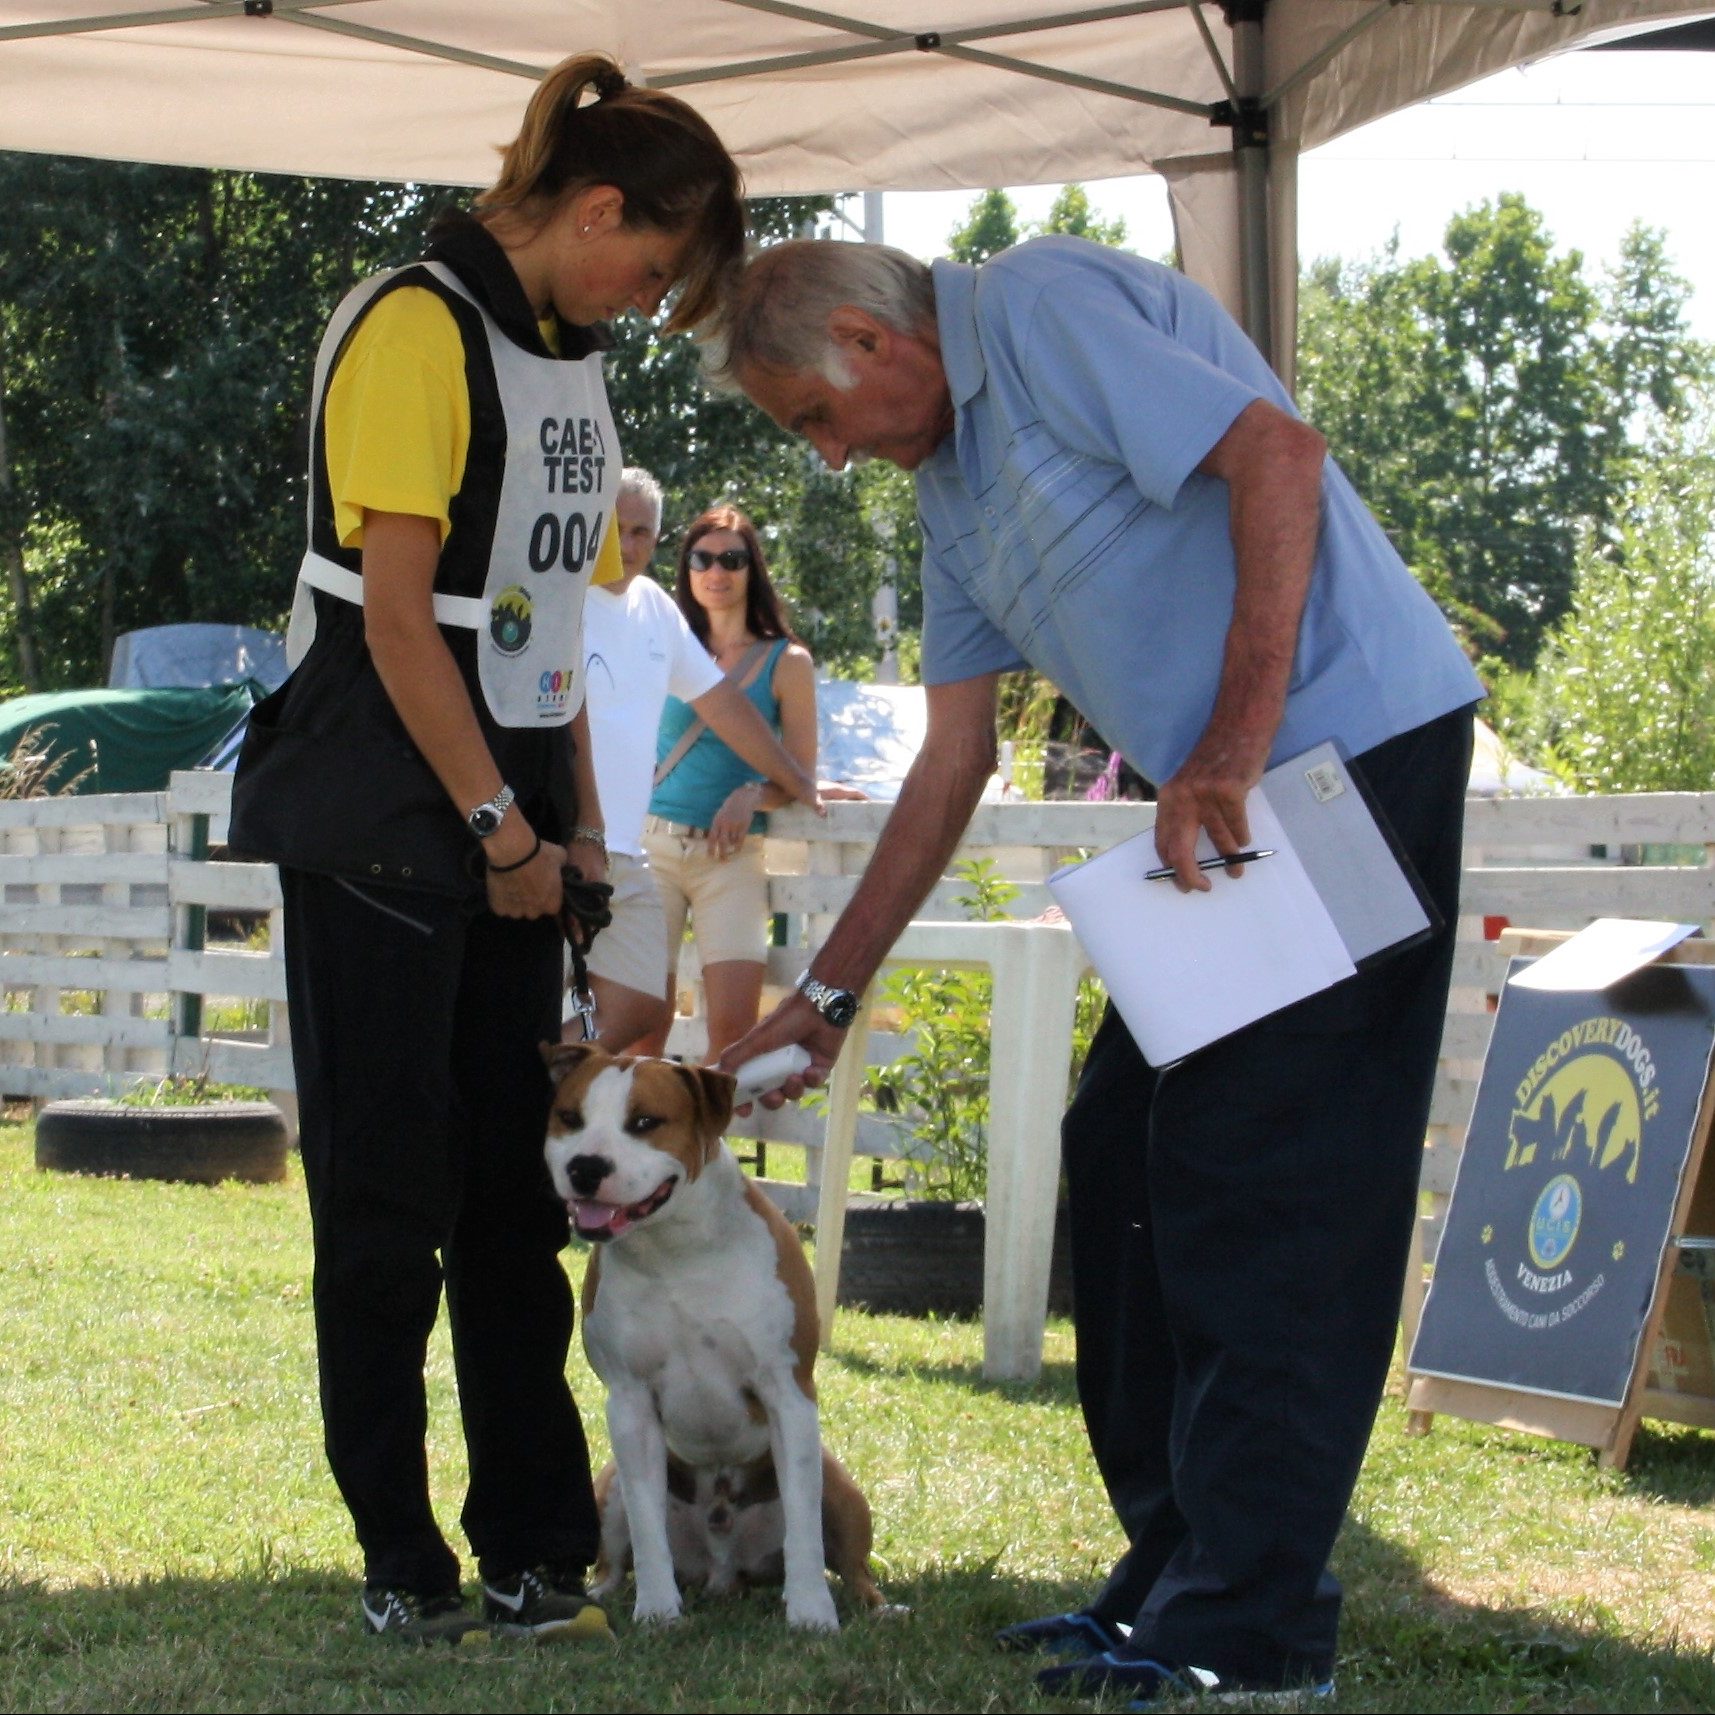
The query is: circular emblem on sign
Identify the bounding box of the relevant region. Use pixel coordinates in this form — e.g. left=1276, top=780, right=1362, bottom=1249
left=489, top=586, right=533, bottom=656
left=1528, top=1173, right=1582, bottom=1271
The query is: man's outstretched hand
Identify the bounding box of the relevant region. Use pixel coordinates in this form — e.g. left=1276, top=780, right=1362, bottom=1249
left=716, top=994, right=848, bottom=1113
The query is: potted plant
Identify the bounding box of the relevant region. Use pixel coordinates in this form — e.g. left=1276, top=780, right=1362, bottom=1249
left=835, top=861, right=1101, bottom=1317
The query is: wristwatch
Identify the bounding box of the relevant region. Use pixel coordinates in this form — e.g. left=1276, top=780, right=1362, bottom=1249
left=796, top=970, right=860, bottom=1029
left=466, top=784, right=515, bottom=840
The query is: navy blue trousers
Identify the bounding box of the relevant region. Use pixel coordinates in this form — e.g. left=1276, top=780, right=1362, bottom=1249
left=1062, top=707, right=1473, bottom=1685
left=282, top=870, right=600, bottom=1593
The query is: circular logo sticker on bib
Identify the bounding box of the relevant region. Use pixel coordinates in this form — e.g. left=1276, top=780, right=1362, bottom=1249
left=489, top=586, right=533, bottom=656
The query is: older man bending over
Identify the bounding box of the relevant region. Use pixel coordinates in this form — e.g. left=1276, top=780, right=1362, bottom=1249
left=708, top=235, right=1481, bottom=1702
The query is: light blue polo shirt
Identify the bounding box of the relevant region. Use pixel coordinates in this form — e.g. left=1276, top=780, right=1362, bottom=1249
left=915, top=236, right=1482, bottom=785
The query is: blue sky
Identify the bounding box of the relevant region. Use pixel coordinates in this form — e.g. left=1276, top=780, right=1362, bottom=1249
left=874, top=49, right=1715, bottom=336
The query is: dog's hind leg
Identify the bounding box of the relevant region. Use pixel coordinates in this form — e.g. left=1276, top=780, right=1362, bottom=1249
left=821, top=1451, right=888, bottom=1612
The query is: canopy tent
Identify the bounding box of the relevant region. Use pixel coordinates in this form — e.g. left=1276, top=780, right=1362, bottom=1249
left=2, top=0, right=1710, bottom=380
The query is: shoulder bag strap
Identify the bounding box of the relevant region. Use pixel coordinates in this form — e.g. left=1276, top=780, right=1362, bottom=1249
left=651, top=639, right=775, bottom=789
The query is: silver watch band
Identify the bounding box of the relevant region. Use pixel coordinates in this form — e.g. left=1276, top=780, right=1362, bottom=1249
left=467, top=783, right=515, bottom=839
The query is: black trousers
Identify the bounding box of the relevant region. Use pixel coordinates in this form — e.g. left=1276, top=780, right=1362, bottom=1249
left=1062, top=707, right=1473, bottom=1685
left=281, top=869, right=600, bottom=1593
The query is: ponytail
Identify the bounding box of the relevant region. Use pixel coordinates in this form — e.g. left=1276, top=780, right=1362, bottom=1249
left=478, top=52, right=745, bottom=332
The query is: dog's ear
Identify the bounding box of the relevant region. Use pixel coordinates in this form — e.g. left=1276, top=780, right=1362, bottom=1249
left=542, top=1039, right=602, bottom=1084
left=672, top=1063, right=736, bottom=1163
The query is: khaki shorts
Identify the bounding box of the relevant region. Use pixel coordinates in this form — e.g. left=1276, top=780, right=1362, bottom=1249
left=642, top=819, right=770, bottom=972
left=582, top=851, right=670, bottom=999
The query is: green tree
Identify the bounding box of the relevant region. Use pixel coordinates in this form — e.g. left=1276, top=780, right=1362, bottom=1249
left=947, top=188, right=1019, bottom=264
left=1297, top=196, right=1712, bottom=672
left=1033, top=183, right=1127, bottom=248
left=1594, top=223, right=1712, bottom=458
left=0, top=153, right=440, bottom=689
left=1522, top=407, right=1715, bottom=793
left=0, top=167, right=904, bottom=691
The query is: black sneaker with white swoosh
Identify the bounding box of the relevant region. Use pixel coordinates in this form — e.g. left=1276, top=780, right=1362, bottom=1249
left=481, top=1565, right=611, bottom=1641
left=359, top=1585, right=487, bottom=1645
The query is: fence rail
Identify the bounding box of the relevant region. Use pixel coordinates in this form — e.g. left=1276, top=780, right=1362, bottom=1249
left=5, top=772, right=1714, bottom=1379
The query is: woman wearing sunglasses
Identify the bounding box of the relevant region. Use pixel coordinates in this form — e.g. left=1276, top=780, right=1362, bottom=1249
left=637, top=505, right=820, bottom=1061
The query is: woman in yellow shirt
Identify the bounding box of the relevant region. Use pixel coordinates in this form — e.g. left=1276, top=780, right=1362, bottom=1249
left=232, top=53, right=742, bottom=1645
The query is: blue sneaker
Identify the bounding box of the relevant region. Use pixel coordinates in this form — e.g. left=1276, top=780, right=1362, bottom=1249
left=1036, top=1651, right=1335, bottom=1707
left=995, top=1611, right=1127, bottom=1657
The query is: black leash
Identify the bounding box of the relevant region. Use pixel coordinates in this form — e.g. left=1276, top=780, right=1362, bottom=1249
left=560, top=864, right=614, bottom=1041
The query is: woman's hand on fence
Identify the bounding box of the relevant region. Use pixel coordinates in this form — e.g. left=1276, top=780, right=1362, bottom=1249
left=717, top=995, right=843, bottom=1113
left=706, top=783, right=763, bottom=860
left=486, top=835, right=568, bottom=920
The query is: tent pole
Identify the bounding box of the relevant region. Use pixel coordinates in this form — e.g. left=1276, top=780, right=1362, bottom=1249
left=1227, top=0, right=1273, bottom=368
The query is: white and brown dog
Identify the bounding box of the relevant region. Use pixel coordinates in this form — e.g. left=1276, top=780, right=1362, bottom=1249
left=542, top=1041, right=887, bottom=1631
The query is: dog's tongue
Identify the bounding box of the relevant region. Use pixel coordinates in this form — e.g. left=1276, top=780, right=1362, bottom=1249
left=572, top=1199, right=630, bottom=1237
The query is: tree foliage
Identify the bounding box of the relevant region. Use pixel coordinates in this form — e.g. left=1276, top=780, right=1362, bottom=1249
left=1515, top=404, right=1715, bottom=794
left=0, top=162, right=905, bottom=692
left=1035, top=183, right=1127, bottom=248
left=1297, top=195, right=1712, bottom=672
left=946, top=188, right=1020, bottom=265
left=0, top=153, right=443, bottom=691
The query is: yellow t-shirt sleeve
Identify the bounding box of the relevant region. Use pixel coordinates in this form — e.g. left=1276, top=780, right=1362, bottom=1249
left=323, top=287, right=470, bottom=550
left=591, top=508, right=623, bottom=587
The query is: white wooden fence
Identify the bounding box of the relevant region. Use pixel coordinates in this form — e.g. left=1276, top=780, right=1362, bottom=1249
left=5, top=773, right=1714, bottom=1379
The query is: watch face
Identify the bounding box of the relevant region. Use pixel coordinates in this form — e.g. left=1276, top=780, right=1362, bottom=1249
left=469, top=807, right=503, bottom=839
left=823, top=990, right=859, bottom=1028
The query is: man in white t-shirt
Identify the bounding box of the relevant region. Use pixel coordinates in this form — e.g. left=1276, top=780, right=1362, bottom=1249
left=574, top=467, right=819, bottom=1047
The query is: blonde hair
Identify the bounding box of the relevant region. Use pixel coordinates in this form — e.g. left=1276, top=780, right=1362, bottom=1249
left=477, top=53, right=745, bottom=332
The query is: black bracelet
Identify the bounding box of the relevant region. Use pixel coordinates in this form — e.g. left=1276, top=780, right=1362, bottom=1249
left=486, top=834, right=541, bottom=875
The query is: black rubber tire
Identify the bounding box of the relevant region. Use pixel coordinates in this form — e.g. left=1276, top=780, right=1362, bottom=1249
left=837, top=1200, right=1073, bottom=1319
left=35, top=1099, right=290, bottom=1185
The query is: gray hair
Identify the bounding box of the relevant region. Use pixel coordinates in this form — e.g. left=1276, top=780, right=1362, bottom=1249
left=618, top=466, right=665, bottom=533
left=700, top=239, right=937, bottom=393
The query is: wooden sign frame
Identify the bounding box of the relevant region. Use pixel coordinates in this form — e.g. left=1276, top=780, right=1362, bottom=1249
left=1406, top=931, right=1715, bottom=1470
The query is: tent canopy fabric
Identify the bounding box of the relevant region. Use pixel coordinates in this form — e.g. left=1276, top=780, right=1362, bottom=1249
left=0, top=1, right=1705, bottom=194
left=3, top=0, right=1708, bottom=375
left=0, top=684, right=260, bottom=795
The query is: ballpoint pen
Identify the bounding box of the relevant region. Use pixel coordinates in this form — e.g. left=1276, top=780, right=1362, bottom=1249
left=1144, top=848, right=1276, bottom=882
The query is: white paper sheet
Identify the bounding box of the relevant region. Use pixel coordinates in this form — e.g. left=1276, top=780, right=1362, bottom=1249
left=1047, top=793, right=1357, bottom=1065
left=1508, top=918, right=1700, bottom=992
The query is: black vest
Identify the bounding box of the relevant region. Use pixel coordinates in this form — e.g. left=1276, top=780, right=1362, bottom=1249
left=230, top=216, right=619, bottom=897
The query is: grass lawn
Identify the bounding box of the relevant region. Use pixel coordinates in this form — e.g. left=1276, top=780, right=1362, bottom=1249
left=0, top=1110, right=1711, bottom=1713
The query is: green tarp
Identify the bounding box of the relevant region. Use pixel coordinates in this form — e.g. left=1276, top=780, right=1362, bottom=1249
left=0, top=684, right=260, bottom=795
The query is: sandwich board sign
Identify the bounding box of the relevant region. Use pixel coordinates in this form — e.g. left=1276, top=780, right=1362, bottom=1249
left=1407, top=932, right=1715, bottom=1468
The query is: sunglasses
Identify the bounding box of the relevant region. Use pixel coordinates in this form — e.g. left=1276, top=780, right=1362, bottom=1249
left=688, top=547, right=751, bottom=572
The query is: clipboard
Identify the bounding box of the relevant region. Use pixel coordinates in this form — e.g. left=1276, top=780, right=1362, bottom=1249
left=1046, top=742, right=1434, bottom=1065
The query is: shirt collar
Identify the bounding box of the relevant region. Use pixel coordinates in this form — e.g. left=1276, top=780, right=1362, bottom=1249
left=424, top=208, right=614, bottom=360
left=930, top=257, right=987, bottom=411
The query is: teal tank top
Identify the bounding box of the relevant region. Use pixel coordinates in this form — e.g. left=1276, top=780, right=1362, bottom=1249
left=649, top=638, right=789, bottom=832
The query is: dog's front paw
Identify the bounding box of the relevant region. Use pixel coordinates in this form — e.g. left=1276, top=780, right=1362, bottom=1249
left=589, top=1570, right=622, bottom=1602
left=631, top=1593, right=684, bottom=1626
left=785, top=1584, right=840, bottom=1632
